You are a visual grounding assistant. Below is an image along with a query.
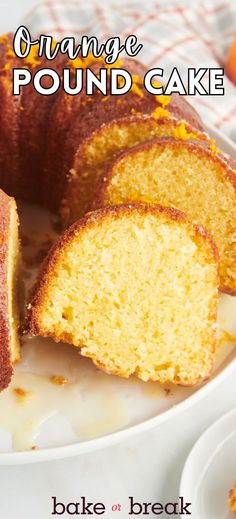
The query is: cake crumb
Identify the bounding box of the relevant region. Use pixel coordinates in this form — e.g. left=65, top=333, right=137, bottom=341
left=209, top=139, right=220, bottom=155
left=13, top=387, right=32, bottom=403
left=51, top=375, right=68, bottom=386
left=164, top=387, right=173, bottom=397
left=228, top=482, right=236, bottom=514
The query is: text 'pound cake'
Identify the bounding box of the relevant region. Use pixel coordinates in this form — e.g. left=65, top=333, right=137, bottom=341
left=26, top=204, right=219, bottom=386
left=95, top=138, right=236, bottom=294
left=0, top=189, right=21, bottom=390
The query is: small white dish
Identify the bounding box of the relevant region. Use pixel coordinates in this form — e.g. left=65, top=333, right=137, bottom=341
left=180, top=407, right=236, bottom=519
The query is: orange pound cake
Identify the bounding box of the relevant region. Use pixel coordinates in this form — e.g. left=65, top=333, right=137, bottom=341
left=26, top=204, right=219, bottom=386
left=0, top=189, right=21, bottom=390
left=228, top=482, right=236, bottom=514
left=61, top=115, right=208, bottom=224
left=95, top=138, right=236, bottom=294
left=0, top=32, right=205, bottom=220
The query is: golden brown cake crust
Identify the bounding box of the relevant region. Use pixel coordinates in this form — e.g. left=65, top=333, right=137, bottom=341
left=0, top=190, right=15, bottom=389
left=45, top=61, right=204, bottom=212
left=96, top=136, right=236, bottom=204
left=0, top=33, right=65, bottom=202
left=26, top=202, right=219, bottom=339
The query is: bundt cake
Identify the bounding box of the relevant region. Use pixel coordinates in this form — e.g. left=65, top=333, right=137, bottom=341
left=228, top=482, right=236, bottom=514
left=0, top=32, right=233, bottom=390
left=26, top=204, right=219, bottom=386
left=95, top=138, right=236, bottom=294
left=0, top=189, right=21, bottom=390
left=42, top=57, right=149, bottom=209
left=0, top=33, right=205, bottom=216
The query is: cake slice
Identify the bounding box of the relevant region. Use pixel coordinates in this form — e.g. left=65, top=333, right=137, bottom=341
left=50, top=59, right=204, bottom=223
left=228, top=482, right=236, bottom=514
left=60, top=111, right=206, bottom=224
left=95, top=138, right=236, bottom=294
left=26, top=203, right=218, bottom=386
left=0, top=189, right=21, bottom=390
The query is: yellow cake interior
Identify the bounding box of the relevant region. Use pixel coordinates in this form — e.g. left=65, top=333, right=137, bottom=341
left=99, top=142, right=236, bottom=292
left=66, top=117, right=202, bottom=222
left=30, top=207, right=218, bottom=385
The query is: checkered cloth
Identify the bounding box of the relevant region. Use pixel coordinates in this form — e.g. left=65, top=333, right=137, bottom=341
left=23, top=0, right=236, bottom=140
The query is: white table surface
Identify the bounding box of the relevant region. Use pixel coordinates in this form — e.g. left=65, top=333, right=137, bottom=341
left=0, top=1, right=236, bottom=518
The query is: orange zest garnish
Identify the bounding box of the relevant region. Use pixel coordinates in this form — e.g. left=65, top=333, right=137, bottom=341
left=173, top=122, right=199, bottom=141
left=151, top=107, right=169, bottom=120
left=209, top=139, right=220, bottom=154
left=131, top=83, right=144, bottom=98
left=51, top=375, right=68, bottom=386
left=155, top=94, right=170, bottom=107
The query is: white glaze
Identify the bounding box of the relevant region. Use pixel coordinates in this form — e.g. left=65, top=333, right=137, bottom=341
left=0, top=203, right=234, bottom=453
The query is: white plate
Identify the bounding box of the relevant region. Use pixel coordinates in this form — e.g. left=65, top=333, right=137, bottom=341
left=0, top=123, right=236, bottom=465
left=180, top=408, right=236, bottom=519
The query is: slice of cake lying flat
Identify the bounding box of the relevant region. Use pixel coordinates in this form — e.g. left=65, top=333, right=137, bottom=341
left=0, top=189, right=21, bottom=389
left=26, top=203, right=218, bottom=386
left=228, top=482, right=236, bottom=514
left=95, top=138, right=236, bottom=294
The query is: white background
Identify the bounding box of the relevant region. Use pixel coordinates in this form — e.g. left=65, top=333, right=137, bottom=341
left=0, top=1, right=236, bottom=518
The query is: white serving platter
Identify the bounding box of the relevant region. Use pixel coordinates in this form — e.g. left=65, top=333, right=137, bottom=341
left=180, top=407, right=236, bottom=519
left=0, top=123, right=235, bottom=465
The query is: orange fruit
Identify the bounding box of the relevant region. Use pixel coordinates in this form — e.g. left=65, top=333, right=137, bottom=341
left=226, top=36, right=236, bottom=84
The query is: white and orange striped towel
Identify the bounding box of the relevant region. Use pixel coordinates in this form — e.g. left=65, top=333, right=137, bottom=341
left=23, top=0, right=236, bottom=140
